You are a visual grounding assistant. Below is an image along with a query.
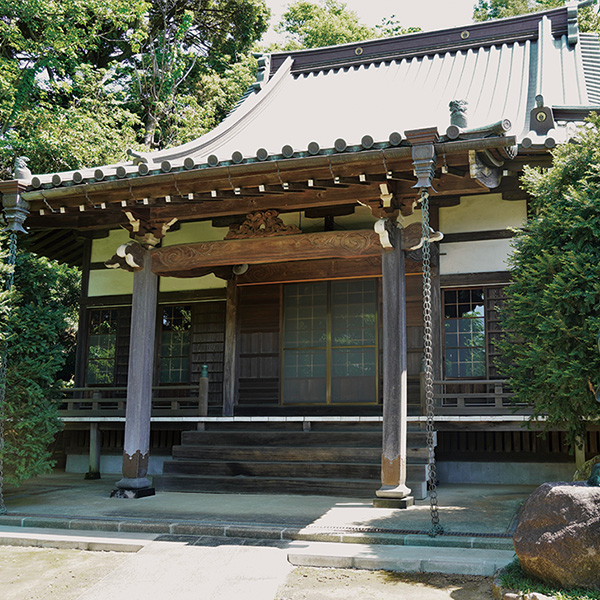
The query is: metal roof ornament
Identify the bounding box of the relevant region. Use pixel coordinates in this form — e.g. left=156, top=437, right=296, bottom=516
left=2, top=193, right=29, bottom=234
left=530, top=95, right=556, bottom=135
left=405, top=128, right=439, bottom=191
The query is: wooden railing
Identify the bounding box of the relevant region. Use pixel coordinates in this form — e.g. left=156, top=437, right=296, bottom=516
left=58, top=383, right=210, bottom=418
left=58, top=379, right=528, bottom=419
left=428, top=378, right=531, bottom=415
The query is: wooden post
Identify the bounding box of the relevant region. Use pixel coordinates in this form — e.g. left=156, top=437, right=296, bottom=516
left=222, top=280, right=238, bottom=417
left=575, top=436, right=586, bottom=471
left=197, top=364, right=209, bottom=431
left=113, top=250, right=157, bottom=497
left=84, top=422, right=101, bottom=480
left=375, top=224, right=413, bottom=508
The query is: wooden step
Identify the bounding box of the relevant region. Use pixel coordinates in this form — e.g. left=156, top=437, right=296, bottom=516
left=171, top=445, right=429, bottom=463
left=180, top=430, right=382, bottom=447
left=159, top=424, right=434, bottom=500
left=180, top=429, right=430, bottom=447
left=154, top=474, right=380, bottom=497
left=163, top=459, right=428, bottom=481
left=163, top=459, right=373, bottom=479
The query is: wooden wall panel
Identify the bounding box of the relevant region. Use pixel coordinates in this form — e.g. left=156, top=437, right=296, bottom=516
left=190, top=301, right=226, bottom=411
left=238, top=285, right=281, bottom=405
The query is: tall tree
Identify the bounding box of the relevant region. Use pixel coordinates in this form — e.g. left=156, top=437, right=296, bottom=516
left=274, top=0, right=419, bottom=51
left=127, top=0, right=270, bottom=147
left=498, top=115, right=600, bottom=449
left=0, top=0, right=270, bottom=174
left=0, top=238, right=80, bottom=485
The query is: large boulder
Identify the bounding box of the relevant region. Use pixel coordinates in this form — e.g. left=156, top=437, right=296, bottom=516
left=513, top=482, right=600, bottom=590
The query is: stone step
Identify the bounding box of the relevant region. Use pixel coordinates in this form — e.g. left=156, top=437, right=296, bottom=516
left=286, top=541, right=515, bottom=577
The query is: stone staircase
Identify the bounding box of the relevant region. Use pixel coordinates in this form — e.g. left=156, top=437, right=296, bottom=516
left=154, top=422, right=433, bottom=499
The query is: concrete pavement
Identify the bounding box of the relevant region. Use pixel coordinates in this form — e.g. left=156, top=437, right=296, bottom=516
left=0, top=471, right=532, bottom=577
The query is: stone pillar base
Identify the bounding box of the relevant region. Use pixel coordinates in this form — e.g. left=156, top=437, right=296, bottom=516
left=84, top=472, right=101, bottom=480
left=376, top=483, right=411, bottom=498
left=115, top=476, right=152, bottom=489
left=373, top=496, right=414, bottom=509
left=110, top=487, right=156, bottom=499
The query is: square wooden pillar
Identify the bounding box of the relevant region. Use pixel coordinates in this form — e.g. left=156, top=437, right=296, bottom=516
left=113, top=251, right=157, bottom=497
left=375, top=225, right=414, bottom=508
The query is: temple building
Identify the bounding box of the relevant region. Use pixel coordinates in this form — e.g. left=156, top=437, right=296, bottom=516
left=2, top=3, right=599, bottom=500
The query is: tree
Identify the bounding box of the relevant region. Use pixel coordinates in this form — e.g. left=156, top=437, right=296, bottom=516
left=473, top=0, right=600, bottom=31
left=0, top=0, right=270, bottom=174
left=126, top=0, right=270, bottom=147
left=0, top=237, right=80, bottom=485
left=498, top=115, right=600, bottom=449
left=274, top=0, right=419, bottom=51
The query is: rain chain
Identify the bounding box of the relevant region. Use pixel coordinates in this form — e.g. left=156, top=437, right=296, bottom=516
left=420, top=189, right=444, bottom=537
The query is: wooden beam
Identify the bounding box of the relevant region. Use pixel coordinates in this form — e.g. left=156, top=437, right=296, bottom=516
left=151, top=230, right=383, bottom=276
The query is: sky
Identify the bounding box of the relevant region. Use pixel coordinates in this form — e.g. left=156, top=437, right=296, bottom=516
left=263, top=0, right=478, bottom=43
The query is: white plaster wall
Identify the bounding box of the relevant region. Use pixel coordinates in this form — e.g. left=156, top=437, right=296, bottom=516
left=162, top=220, right=227, bottom=245
left=440, top=239, right=514, bottom=274
left=88, top=269, right=133, bottom=296
left=160, top=221, right=228, bottom=292
left=439, top=194, right=526, bottom=234
left=90, top=229, right=131, bottom=262
left=159, top=274, right=225, bottom=292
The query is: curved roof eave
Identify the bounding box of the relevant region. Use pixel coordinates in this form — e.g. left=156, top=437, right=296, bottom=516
left=30, top=57, right=295, bottom=188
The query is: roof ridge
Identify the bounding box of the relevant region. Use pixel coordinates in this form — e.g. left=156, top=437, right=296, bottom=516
left=270, top=5, right=576, bottom=76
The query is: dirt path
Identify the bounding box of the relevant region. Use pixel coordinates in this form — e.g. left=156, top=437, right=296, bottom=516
left=0, top=544, right=494, bottom=600
left=276, top=567, right=494, bottom=600
left=0, top=546, right=130, bottom=600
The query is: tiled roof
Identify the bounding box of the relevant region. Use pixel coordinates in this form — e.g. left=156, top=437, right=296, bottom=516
left=27, top=4, right=600, bottom=191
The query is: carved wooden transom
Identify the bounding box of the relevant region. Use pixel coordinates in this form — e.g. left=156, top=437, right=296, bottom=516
left=225, top=209, right=301, bottom=239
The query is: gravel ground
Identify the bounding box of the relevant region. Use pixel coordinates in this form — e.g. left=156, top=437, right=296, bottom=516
left=0, top=544, right=494, bottom=600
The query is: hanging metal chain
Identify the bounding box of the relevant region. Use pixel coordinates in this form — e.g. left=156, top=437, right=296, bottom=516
left=420, top=189, right=443, bottom=537
left=0, top=231, right=18, bottom=514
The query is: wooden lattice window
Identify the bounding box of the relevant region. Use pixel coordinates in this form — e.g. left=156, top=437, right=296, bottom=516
left=86, top=309, right=119, bottom=385
left=282, top=279, right=378, bottom=404
left=159, top=305, right=192, bottom=383
left=442, top=286, right=507, bottom=379
left=443, top=288, right=486, bottom=378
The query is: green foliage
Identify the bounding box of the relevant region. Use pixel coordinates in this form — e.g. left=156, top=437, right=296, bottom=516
left=274, top=0, right=419, bottom=50
left=0, top=238, right=80, bottom=485
left=499, top=115, right=600, bottom=448
left=472, top=0, right=600, bottom=32
left=0, top=0, right=270, bottom=173
left=500, top=559, right=600, bottom=599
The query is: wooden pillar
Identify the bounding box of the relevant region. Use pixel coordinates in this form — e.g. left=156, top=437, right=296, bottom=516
left=114, top=251, right=157, bottom=496
left=84, top=422, right=101, bottom=480
left=375, top=225, right=413, bottom=507
left=222, top=280, right=238, bottom=417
